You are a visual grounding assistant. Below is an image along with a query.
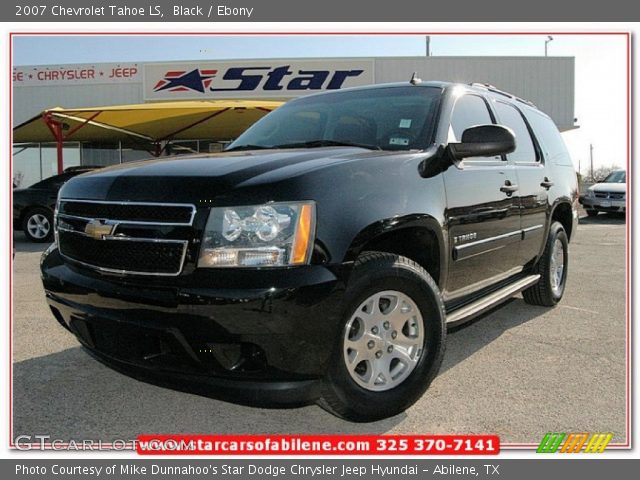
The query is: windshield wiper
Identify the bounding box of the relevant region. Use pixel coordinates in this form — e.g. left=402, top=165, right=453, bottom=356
left=272, top=140, right=382, bottom=151
left=224, top=144, right=272, bottom=152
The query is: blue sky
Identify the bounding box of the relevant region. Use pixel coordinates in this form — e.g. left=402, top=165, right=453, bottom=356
left=13, top=35, right=567, bottom=65
left=12, top=34, right=628, bottom=170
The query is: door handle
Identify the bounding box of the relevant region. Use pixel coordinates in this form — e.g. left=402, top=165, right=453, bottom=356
left=540, top=177, right=554, bottom=189
left=500, top=180, right=519, bottom=195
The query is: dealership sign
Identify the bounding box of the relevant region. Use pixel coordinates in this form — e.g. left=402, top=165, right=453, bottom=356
left=13, top=63, right=141, bottom=86
left=143, top=60, right=374, bottom=100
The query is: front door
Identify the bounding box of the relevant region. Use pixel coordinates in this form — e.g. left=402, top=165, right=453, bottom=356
left=442, top=94, right=522, bottom=300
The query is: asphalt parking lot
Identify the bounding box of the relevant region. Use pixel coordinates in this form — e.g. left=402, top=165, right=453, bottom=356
left=12, top=212, right=627, bottom=445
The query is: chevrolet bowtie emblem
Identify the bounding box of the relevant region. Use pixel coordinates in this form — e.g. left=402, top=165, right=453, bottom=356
left=84, top=220, right=114, bottom=240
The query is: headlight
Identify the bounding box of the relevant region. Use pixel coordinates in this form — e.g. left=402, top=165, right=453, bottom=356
left=587, top=189, right=595, bottom=198
left=198, top=202, right=315, bottom=268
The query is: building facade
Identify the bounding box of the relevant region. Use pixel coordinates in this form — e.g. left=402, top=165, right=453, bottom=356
left=13, top=56, right=575, bottom=187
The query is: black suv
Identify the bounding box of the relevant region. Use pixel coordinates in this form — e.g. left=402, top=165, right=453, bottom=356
left=41, top=81, right=578, bottom=422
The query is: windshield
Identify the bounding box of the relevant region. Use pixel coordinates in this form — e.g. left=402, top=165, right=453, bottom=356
left=227, top=86, right=442, bottom=152
left=603, top=170, right=626, bottom=183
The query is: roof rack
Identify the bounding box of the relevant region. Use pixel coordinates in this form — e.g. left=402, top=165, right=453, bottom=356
left=468, top=82, right=537, bottom=108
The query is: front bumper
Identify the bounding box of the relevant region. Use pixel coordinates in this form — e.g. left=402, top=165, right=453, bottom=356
left=41, top=247, right=346, bottom=405
left=579, top=196, right=626, bottom=212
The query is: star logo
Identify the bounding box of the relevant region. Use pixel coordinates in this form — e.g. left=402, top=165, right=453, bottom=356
left=153, top=69, right=217, bottom=93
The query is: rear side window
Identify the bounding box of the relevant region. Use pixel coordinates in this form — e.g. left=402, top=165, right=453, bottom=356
left=524, top=109, right=571, bottom=165
left=450, top=95, right=494, bottom=141
left=494, top=101, right=538, bottom=163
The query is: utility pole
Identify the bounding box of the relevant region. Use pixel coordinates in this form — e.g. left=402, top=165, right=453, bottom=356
left=426, top=36, right=431, bottom=57
left=545, top=36, right=553, bottom=56
left=590, top=144, right=594, bottom=181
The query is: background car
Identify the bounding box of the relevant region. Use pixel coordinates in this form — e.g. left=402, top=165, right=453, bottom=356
left=580, top=169, right=626, bottom=217
left=13, top=166, right=101, bottom=242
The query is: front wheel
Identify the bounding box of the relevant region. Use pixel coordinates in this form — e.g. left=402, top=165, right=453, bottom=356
left=318, top=252, right=446, bottom=422
left=586, top=209, right=599, bottom=217
left=22, top=207, right=53, bottom=243
left=523, top=221, right=569, bottom=306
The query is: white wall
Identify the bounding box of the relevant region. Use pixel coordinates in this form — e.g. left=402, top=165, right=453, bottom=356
left=375, top=57, right=575, bottom=130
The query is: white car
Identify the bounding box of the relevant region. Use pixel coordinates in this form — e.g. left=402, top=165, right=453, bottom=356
left=580, top=169, right=626, bottom=216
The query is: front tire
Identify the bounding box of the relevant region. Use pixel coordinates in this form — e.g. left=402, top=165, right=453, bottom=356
left=318, top=252, right=446, bottom=422
left=22, top=207, right=53, bottom=243
left=523, top=221, right=569, bottom=306
left=586, top=209, right=599, bottom=217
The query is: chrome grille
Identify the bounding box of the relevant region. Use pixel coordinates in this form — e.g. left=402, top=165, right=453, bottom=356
left=58, top=200, right=195, bottom=225
left=594, top=191, right=625, bottom=200
left=56, top=199, right=195, bottom=276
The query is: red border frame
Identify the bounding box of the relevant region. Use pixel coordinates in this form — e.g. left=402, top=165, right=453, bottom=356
left=8, top=31, right=632, bottom=451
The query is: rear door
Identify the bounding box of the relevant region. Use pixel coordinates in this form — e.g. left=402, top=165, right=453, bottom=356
left=442, top=94, right=522, bottom=299
left=492, top=100, right=549, bottom=266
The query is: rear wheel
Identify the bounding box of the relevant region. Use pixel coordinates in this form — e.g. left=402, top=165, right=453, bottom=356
left=318, top=252, right=445, bottom=422
left=523, top=221, right=568, bottom=306
left=22, top=207, right=53, bottom=243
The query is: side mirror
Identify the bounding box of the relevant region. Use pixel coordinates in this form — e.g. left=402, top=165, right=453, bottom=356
left=448, top=124, right=516, bottom=161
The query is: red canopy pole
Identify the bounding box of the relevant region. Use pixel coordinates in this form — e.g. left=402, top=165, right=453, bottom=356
left=42, top=112, right=65, bottom=174
left=54, top=122, right=63, bottom=174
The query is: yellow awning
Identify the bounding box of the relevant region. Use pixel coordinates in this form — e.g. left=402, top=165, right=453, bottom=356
left=13, top=100, right=283, bottom=144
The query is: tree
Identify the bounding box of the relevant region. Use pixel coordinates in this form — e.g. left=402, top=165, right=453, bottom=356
left=583, top=164, right=622, bottom=183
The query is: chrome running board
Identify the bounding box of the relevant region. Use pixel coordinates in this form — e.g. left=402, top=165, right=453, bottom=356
left=446, top=274, right=541, bottom=327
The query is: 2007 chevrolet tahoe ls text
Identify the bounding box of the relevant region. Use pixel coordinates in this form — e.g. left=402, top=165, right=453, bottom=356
left=41, top=80, right=578, bottom=422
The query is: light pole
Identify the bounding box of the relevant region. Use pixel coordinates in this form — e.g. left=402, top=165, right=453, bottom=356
left=545, top=36, right=554, bottom=56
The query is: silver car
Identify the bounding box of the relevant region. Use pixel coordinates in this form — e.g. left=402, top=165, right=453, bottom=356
left=580, top=169, right=626, bottom=216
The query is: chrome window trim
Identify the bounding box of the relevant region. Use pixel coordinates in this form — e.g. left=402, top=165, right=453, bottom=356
left=57, top=199, right=197, bottom=226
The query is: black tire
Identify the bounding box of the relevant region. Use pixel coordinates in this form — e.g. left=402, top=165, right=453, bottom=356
left=522, top=221, right=569, bottom=307
left=21, top=207, right=54, bottom=243
left=586, top=209, right=599, bottom=217
left=318, top=252, right=446, bottom=422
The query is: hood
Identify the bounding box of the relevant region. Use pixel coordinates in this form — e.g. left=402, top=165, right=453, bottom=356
left=589, top=182, right=626, bottom=193
left=59, top=147, right=406, bottom=204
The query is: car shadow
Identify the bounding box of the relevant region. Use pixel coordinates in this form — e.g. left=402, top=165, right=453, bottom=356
left=13, top=231, right=51, bottom=253
left=13, top=299, right=550, bottom=440
left=578, top=212, right=626, bottom=225
left=441, top=297, right=549, bottom=376
left=12, top=346, right=405, bottom=440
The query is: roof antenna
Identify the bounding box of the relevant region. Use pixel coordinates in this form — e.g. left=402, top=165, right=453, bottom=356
left=410, top=72, right=422, bottom=85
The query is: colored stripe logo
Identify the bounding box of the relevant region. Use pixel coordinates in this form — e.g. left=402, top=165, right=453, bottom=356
left=537, top=432, right=613, bottom=453
left=584, top=433, right=614, bottom=453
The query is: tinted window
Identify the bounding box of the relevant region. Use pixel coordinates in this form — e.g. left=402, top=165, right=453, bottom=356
left=229, top=86, right=442, bottom=152
left=494, top=102, right=537, bottom=163
left=450, top=95, right=493, bottom=141
left=524, top=109, right=571, bottom=165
